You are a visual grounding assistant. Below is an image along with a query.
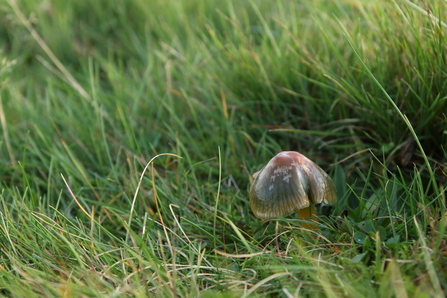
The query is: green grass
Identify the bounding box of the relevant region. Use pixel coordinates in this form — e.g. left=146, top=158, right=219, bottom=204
left=0, top=0, right=446, bottom=296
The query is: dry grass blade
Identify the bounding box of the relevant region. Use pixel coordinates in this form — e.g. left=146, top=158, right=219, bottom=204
left=126, top=153, right=182, bottom=241
left=6, top=0, right=91, bottom=102
left=61, top=173, right=93, bottom=220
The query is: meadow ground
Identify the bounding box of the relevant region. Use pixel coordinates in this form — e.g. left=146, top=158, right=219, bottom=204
left=0, top=0, right=446, bottom=297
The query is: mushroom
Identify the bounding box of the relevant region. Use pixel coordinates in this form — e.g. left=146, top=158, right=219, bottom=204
left=249, top=151, right=336, bottom=225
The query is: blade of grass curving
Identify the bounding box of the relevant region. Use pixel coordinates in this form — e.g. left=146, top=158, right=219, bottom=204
left=126, top=153, right=182, bottom=243
left=222, top=214, right=254, bottom=254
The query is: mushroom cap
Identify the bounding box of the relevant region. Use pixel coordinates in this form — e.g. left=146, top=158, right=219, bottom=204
left=249, top=151, right=336, bottom=219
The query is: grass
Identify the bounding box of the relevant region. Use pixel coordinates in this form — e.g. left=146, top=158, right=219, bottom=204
left=0, top=0, right=446, bottom=296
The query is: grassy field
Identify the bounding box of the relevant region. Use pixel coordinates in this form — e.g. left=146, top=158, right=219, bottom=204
left=0, top=0, right=446, bottom=297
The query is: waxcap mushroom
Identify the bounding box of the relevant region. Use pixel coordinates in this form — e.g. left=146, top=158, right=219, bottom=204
left=250, top=151, right=336, bottom=219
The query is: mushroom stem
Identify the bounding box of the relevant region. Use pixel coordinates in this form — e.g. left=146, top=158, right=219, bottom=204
left=296, top=204, right=318, bottom=229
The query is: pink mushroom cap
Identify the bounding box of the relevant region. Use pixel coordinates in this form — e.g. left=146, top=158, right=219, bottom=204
left=250, top=151, right=337, bottom=219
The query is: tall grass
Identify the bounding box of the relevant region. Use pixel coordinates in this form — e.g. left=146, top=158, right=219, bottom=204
left=0, top=0, right=446, bottom=296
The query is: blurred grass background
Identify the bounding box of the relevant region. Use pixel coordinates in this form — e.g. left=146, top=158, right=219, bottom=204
left=0, top=0, right=446, bottom=297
